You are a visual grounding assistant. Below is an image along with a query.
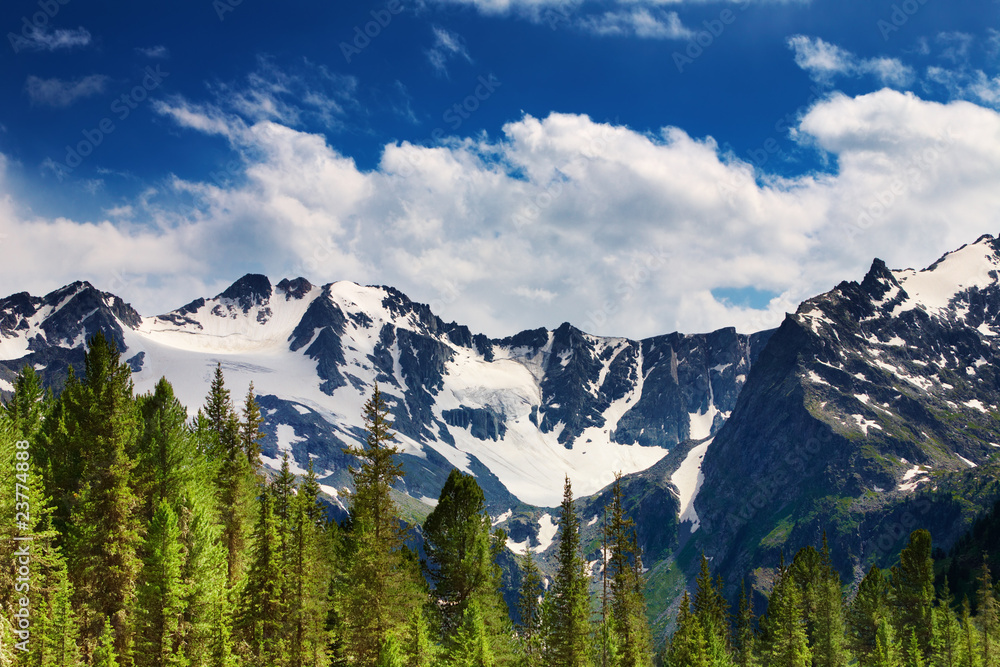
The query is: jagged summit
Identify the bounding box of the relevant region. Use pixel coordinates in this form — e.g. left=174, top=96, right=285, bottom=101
left=693, top=231, right=1000, bottom=592
left=218, top=273, right=273, bottom=311
left=0, top=272, right=768, bottom=509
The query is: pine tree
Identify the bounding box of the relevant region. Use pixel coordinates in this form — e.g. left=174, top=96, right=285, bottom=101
left=3, top=364, right=48, bottom=440
left=61, top=332, right=143, bottom=663
left=201, top=364, right=255, bottom=589
left=235, top=485, right=286, bottom=667
left=135, top=500, right=186, bottom=667
left=734, top=581, right=759, bottom=667
left=542, top=475, right=593, bottom=667
left=288, top=459, right=335, bottom=667
left=932, top=579, right=960, bottom=667
left=978, top=558, right=1000, bottom=667
left=37, top=555, right=83, bottom=667
left=873, top=618, right=901, bottom=667
left=666, top=592, right=708, bottom=667
left=447, top=597, right=496, bottom=667
left=693, top=555, right=730, bottom=667
left=1, top=381, right=81, bottom=667
left=848, top=565, right=889, bottom=666
left=891, top=530, right=935, bottom=664
left=337, top=383, right=423, bottom=665
left=518, top=549, right=545, bottom=664
left=240, top=383, right=265, bottom=469
left=760, top=562, right=810, bottom=667
left=959, top=598, right=981, bottom=667
left=404, top=606, right=435, bottom=667
left=93, top=617, right=121, bottom=667
left=813, top=537, right=848, bottom=667
left=138, top=378, right=232, bottom=667
left=606, top=474, right=652, bottom=667
left=424, top=467, right=510, bottom=655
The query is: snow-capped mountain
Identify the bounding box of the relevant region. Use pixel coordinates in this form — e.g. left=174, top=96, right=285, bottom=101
left=692, top=233, right=1000, bottom=590
left=0, top=273, right=770, bottom=512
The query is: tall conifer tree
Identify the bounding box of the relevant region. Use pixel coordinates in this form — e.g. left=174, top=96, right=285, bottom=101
left=542, top=475, right=593, bottom=667
left=337, top=383, right=422, bottom=665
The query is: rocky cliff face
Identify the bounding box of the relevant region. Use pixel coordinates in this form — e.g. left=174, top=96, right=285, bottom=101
left=0, top=273, right=769, bottom=517
left=694, top=234, right=1000, bottom=589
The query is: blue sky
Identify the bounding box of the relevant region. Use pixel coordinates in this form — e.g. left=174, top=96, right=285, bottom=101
left=1, top=0, right=999, bottom=338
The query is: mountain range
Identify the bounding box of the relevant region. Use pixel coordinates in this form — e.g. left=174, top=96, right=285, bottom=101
left=4, top=233, right=1000, bottom=622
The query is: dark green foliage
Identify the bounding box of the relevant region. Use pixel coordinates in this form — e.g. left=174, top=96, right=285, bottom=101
left=93, top=617, right=120, bottom=667
left=979, top=559, right=1000, bottom=667
left=288, top=459, right=335, bottom=667
left=135, top=500, right=185, bottom=667
left=605, top=474, right=652, bottom=667
left=518, top=550, right=545, bottom=664
left=336, top=383, right=424, bottom=665
left=423, top=468, right=497, bottom=637
left=848, top=565, right=890, bottom=666
left=235, top=485, right=286, bottom=666
left=759, top=560, right=810, bottom=667
left=542, top=475, right=593, bottom=667
left=239, top=383, right=265, bottom=469
left=890, top=530, right=935, bottom=663
left=666, top=592, right=708, bottom=667
left=201, top=363, right=257, bottom=590
left=734, top=581, right=758, bottom=667
left=59, top=332, right=143, bottom=662
left=692, top=555, right=729, bottom=666
left=932, top=578, right=961, bottom=667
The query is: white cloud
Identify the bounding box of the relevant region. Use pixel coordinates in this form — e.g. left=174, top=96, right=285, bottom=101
left=11, top=25, right=91, bottom=52
left=135, top=45, right=170, bottom=58
left=578, top=8, right=691, bottom=39
left=425, top=0, right=801, bottom=33
left=426, top=26, right=473, bottom=76
left=788, top=35, right=913, bottom=87
left=5, top=89, right=1000, bottom=340
left=25, top=74, right=110, bottom=108
left=925, top=66, right=1000, bottom=110
left=936, top=31, right=974, bottom=64
left=200, top=56, right=357, bottom=130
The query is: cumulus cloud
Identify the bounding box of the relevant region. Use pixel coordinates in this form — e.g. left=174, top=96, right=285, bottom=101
left=5, top=89, right=1000, bottom=339
left=25, top=74, right=110, bottom=108
left=788, top=35, right=914, bottom=87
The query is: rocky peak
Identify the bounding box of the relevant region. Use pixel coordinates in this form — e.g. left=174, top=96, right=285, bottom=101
left=219, top=274, right=273, bottom=312
left=276, top=277, right=313, bottom=300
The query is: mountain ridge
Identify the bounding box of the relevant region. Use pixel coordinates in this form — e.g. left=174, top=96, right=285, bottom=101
left=0, top=273, right=769, bottom=513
